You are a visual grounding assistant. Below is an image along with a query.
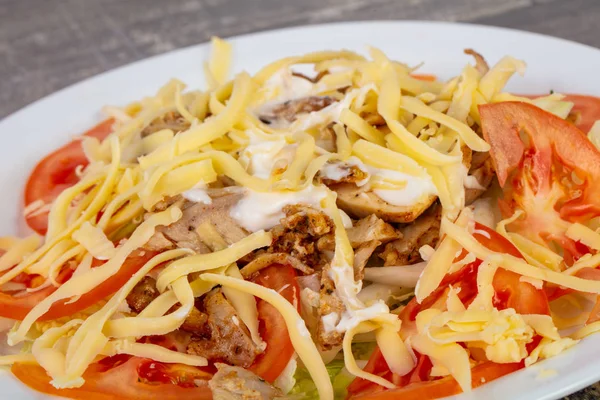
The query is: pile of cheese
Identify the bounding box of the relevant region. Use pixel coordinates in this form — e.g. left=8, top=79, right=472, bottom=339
left=1, top=38, right=598, bottom=400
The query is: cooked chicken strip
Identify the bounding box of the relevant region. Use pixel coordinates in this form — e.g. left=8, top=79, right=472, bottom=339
left=148, top=192, right=249, bottom=254
left=270, top=205, right=335, bottom=270
left=380, top=203, right=442, bottom=266
left=259, top=96, right=335, bottom=125
left=346, top=214, right=401, bottom=247
left=332, top=183, right=437, bottom=223
left=187, top=289, right=261, bottom=368
left=141, top=111, right=191, bottom=138
left=126, top=276, right=160, bottom=313
left=209, top=363, right=282, bottom=400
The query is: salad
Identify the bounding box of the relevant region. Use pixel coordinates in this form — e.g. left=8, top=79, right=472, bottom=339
left=1, top=37, right=600, bottom=399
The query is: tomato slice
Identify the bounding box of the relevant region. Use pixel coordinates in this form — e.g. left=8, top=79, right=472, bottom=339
left=0, top=249, right=156, bottom=321
left=250, top=263, right=299, bottom=382
left=24, top=119, right=114, bottom=235
left=12, top=356, right=212, bottom=400
left=564, top=94, right=600, bottom=133
left=520, top=94, right=600, bottom=133
left=349, top=361, right=522, bottom=400
left=348, top=223, right=549, bottom=399
left=480, top=101, right=600, bottom=254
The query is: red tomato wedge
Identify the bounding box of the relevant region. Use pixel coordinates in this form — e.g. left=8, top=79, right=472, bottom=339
left=250, top=263, right=299, bottom=382
left=349, top=361, right=522, bottom=400
left=24, top=118, right=114, bottom=235
left=0, top=249, right=156, bottom=321
left=12, top=356, right=212, bottom=400
left=564, top=94, right=600, bottom=133
left=480, top=102, right=600, bottom=251
left=522, top=94, right=600, bottom=133
left=348, top=223, right=549, bottom=399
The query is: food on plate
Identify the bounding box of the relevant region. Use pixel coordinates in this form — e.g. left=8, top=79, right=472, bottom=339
left=2, top=38, right=600, bottom=400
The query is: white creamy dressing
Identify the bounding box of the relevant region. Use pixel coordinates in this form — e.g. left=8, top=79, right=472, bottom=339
left=291, top=84, right=377, bottom=133
left=273, top=356, right=298, bottom=394
left=230, top=185, right=352, bottom=232
left=263, top=68, right=315, bottom=103
left=182, top=183, right=212, bottom=205
left=321, top=312, right=340, bottom=332
left=320, top=156, right=437, bottom=207
left=369, top=168, right=437, bottom=207
left=324, top=263, right=391, bottom=333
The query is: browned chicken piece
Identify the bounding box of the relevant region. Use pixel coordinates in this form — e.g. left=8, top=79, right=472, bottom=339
left=148, top=192, right=249, bottom=254
left=240, top=252, right=314, bottom=278
left=318, top=265, right=346, bottom=350
left=465, top=151, right=496, bottom=205
left=332, top=183, right=437, bottom=223
left=126, top=276, right=210, bottom=335
left=346, top=214, right=401, bottom=247
left=259, top=96, right=335, bottom=125
left=209, top=363, right=282, bottom=400
left=318, top=162, right=370, bottom=186
left=187, top=289, right=261, bottom=368
left=126, top=276, right=160, bottom=313
left=353, top=240, right=381, bottom=280
left=141, top=111, right=191, bottom=138
left=180, top=305, right=209, bottom=333
left=380, top=203, right=442, bottom=266
left=464, top=48, right=490, bottom=76
left=270, top=205, right=335, bottom=270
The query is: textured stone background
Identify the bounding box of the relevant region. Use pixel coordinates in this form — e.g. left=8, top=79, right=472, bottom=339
left=2, top=0, right=600, bottom=398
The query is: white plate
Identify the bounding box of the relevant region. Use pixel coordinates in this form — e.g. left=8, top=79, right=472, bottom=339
left=2, top=20, right=600, bottom=400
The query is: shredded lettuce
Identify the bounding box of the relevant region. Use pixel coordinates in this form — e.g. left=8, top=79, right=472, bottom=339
left=290, top=343, right=378, bottom=399
left=290, top=360, right=347, bottom=399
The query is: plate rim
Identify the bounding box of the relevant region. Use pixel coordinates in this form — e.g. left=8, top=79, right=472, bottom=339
left=3, top=19, right=600, bottom=124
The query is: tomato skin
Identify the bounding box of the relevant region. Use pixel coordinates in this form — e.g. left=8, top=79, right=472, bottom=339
left=24, top=119, right=114, bottom=235
left=349, top=361, right=522, bottom=400
left=250, top=264, right=299, bottom=382
left=12, top=357, right=212, bottom=400
left=480, top=101, right=600, bottom=256
left=564, top=94, right=600, bottom=133
left=0, top=249, right=156, bottom=321
left=521, top=94, right=600, bottom=133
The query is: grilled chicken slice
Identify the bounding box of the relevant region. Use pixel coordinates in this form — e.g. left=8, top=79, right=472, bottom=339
left=209, top=363, right=282, bottom=400
left=141, top=111, right=191, bottom=137
left=380, top=203, right=442, bottom=266
left=346, top=214, right=401, bottom=247
left=148, top=192, right=249, bottom=254
left=126, top=276, right=160, bottom=313
left=318, top=264, right=346, bottom=350
left=259, top=96, right=335, bottom=125
left=187, top=289, right=261, bottom=368
left=353, top=240, right=380, bottom=281
left=332, top=183, right=437, bottom=223
left=269, top=205, right=335, bottom=270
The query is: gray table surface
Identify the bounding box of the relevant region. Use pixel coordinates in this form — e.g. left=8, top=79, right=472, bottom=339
left=1, top=0, right=600, bottom=398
